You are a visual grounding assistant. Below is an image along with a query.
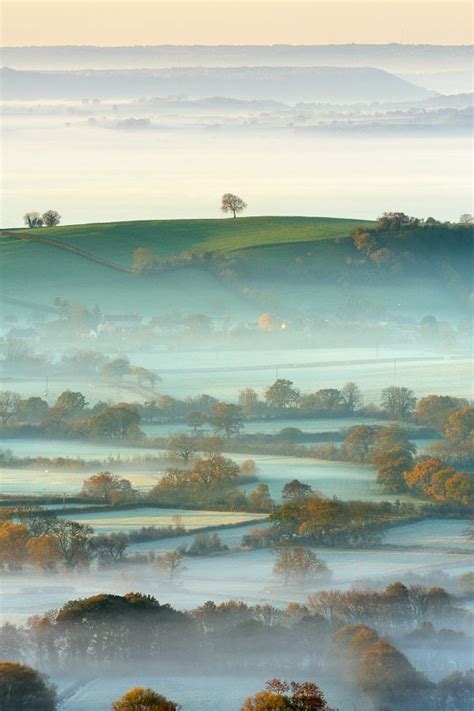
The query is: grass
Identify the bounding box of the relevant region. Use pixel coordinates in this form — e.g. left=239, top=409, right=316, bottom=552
left=57, top=508, right=268, bottom=533
left=0, top=215, right=371, bottom=266
left=0, top=215, right=370, bottom=314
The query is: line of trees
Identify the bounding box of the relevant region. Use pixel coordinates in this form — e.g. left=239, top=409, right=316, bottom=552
left=1, top=379, right=467, bottom=438
left=0, top=584, right=471, bottom=711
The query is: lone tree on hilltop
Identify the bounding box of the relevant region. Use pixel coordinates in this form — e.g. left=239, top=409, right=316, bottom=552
left=42, top=210, right=61, bottom=227
left=221, top=192, right=247, bottom=218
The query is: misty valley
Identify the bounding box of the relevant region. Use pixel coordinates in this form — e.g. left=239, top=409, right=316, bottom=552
left=0, top=39, right=473, bottom=711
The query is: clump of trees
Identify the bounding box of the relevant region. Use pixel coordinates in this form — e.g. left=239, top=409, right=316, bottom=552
left=23, top=210, right=61, bottom=228
left=209, top=402, right=244, bottom=437
left=415, top=395, right=467, bottom=431
left=148, top=453, right=248, bottom=509
left=75, top=403, right=143, bottom=440
left=381, top=386, right=417, bottom=420
left=265, top=379, right=300, bottom=409
left=404, top=457, right=473, bottom=506
left=80, top=471, right=137, bottom=504
left=0, top=509, right=143, bottom=573
left=184, top=532, right=228, bottom=557
left=273, top=546, right=330, bottom=588
left=0, top=388, right=145, bottom=442
left=270, top=492, right=391, bottom=548
left=428, top=404, right=474, bottom=470
left=240, top=679, right=336, bottom=711
left=372, top=425, right=416, bottom=493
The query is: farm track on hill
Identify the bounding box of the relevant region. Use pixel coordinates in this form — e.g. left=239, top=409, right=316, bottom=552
left=8, top=231, right=134, bottom=273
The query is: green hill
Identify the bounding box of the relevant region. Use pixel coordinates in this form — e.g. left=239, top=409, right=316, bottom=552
left=1, top=215, right=468, bottom=321
left=0, top=215, right=370, bottom=267
left=0, top=216, right=370, bottom=314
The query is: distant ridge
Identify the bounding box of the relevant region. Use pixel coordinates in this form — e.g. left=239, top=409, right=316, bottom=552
left=0, top=66, right=432, bottom=102
left=2, top=43, right=472, bottom=72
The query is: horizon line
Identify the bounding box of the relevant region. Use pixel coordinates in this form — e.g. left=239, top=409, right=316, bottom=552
left=2, top=42, right=473, bottom=49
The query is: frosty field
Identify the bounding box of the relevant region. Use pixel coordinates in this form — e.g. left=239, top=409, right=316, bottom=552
left=56, top=674, right=353, bottom=711
left=57, top=508, right=267, bottom=533
left=0, top=443, right=419, bottom=504
left=1, top=518, right=470, bottom=627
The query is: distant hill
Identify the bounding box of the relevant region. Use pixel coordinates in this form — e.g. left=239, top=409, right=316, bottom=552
left=0, top=66, right=432, bottom=102
left=2, top=44, right=472, bottom=72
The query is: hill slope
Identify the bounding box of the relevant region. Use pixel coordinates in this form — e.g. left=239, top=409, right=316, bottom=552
left=0, top=216, right=369, bottom=315
left=1, top=216, right=469, bottom=322
left=1, top=216, right=370, bottom=267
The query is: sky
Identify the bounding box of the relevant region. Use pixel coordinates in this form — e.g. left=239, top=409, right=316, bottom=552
left=1, top=1, right=472, bottom=46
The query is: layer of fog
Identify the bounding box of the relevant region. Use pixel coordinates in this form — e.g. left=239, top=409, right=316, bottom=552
left=2, top=352, right=471, bottom=404
left=3, top=116, right=472, bottom=227
left=1, top=517, right=471, bottom=627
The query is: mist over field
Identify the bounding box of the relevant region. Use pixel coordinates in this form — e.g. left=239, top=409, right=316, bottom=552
left=0, top=39, right=473, bottom=711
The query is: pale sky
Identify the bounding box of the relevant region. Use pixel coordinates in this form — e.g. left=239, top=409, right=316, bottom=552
left=1, top=1, right=473, bottom=46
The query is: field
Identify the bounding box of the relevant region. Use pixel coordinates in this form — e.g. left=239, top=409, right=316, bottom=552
left=57, top=674, right=354, bottom=711
left=57, top=508, right=267, bottom=533
left=0, top=435, right=420, bottom=503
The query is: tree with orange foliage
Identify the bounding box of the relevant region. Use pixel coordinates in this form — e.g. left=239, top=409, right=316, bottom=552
left=372, top=446, right=414, bottom=493
left=80, top=472, right=136, bottom=503
left=0, top=522, right=31, bottom=571
left=443, top=472, right=474, bottom=506
left=0, top=662, right=57, bottom=711
left=28, top=535, right=61, bottom=573
left=403, top=457, right=450, bottom=494
left=343, top=425, right=377, bottom=462
left=111, top=686, right=179, bottom=711
left=240, top=678, right=336, bottom=711
left=358, top=639, right=432, bottom=703
left=415, top=395, right=466, bottom=431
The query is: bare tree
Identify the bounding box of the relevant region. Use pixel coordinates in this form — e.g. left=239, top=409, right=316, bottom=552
left=0, top=391, right=21, bottom=426
left=273, top=546, right=329, bottom=588
left=381, top=386, right=417, bottom=421
left=459, top=213, right=473, bottom=224
left=42, top=210, right=61, bottom=227
left=341, top=381, right=363, bottom=412
left=221, top=193, right=247, bottom=218
left=23, top=212, right=43, bottom=228
left=155, top=549, right=186, bottom=582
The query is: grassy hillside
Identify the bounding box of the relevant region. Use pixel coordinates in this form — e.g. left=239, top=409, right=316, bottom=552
left=3, top=216, right=466, bottom=321
left=0, top=216, right=369, bottom=315
left=1, top=216, right=371, bottom=267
